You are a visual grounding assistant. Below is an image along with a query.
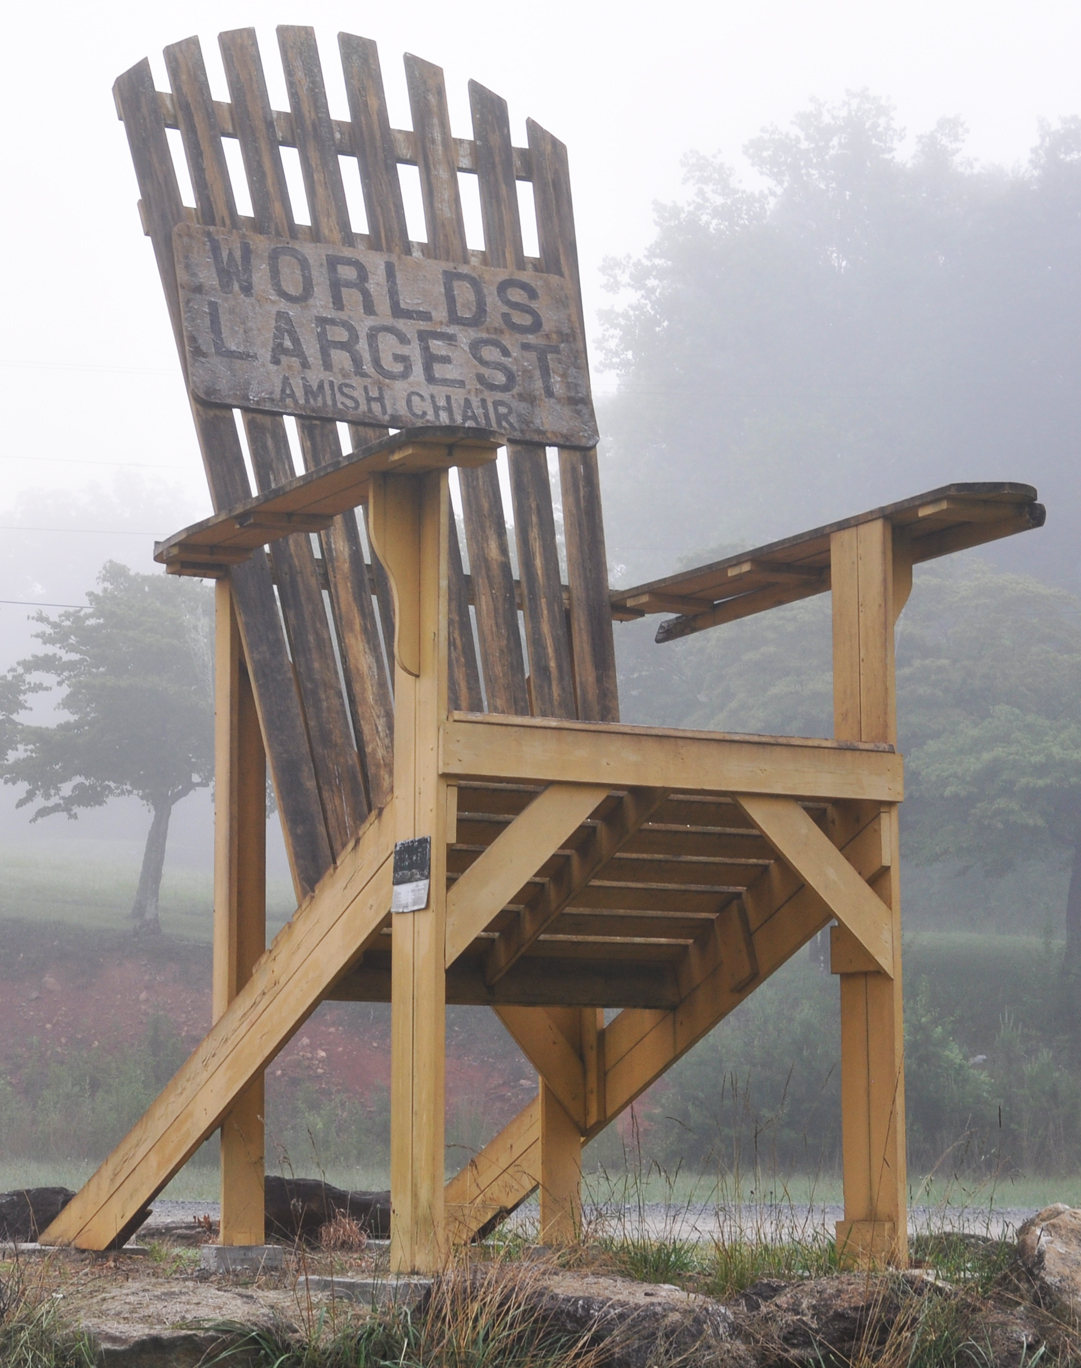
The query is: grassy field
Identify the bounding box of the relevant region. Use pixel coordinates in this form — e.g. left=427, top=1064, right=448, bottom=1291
left=0, top=839, right=296, bottom=942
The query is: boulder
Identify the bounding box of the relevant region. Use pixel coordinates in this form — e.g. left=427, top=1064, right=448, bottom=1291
left=0, top=1186, right=150, bottom=1249
left=263, top=1175, right=390, bottom=1242
left=740, top=1273, right=910, bottom=1366
left=525, top=1270, right=748, bottom=1368
left=0, top=1187, right=75, bottom=1242
left=1017, top=1203, right=1081, bottom=1320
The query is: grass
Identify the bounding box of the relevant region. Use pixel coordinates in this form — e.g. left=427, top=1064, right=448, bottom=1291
left=0, top=840, right=295, bottom=942
left=0, top=1259, right=95, bottom=1367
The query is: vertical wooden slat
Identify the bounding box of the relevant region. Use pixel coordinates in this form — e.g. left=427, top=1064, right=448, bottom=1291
left=339, top=33, right=411, bottom=256
left=402, top=51, right=484, bottom=711
left=113, top=55, right=331, bottom=897
left=339, top=33, right=407, bottom=674
left=277, top=24, right=397, bottom=804
left=460, top=80, right=531, bottom=718
left=216, top=27, right=371, bottom=843
left=510, top=448, right=577, bottom=718
left=407, top=61, right=568, bottom=720
left=529, top=119, right=619, bottom=722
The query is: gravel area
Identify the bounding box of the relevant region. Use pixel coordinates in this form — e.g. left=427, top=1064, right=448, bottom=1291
left=143, top=1198, right=1040, bottom=1243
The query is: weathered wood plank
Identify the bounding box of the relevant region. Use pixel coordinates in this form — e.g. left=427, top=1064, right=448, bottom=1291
left=461, top=80, right=531, bottom=718
left=114, top=52, right=331, bottom=896
left=213, top=28, right=369, bottom=852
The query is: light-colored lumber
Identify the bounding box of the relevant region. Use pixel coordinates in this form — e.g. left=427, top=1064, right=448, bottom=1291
left=735, top=795, right=893, bottom=977
left=440, top=715, right=902, bottom=803
left=495, top=1006, right=586, bottom=1126
left=40, top=807, right=394, bottom=1249
left=830, top=519, right=909, bottom=1267
left=214, top=582, right=268, bottom=1245
left=445, top=1095, right=540, bottom=1245
left=369, top=469, right=452, bottom=1274
left=445, top=783, right=609, bottom=966
left=539, top=1081, right=582, bottom=1243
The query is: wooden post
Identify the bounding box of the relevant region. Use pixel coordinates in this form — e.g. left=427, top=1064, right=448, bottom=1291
left=830, top=519, right=910, bottom=1267
left=369, top=471, right=450, bottom=1274
left=213, top=580, right=267, bottom=1246
left=534, top=1005, right=590, bottom=1243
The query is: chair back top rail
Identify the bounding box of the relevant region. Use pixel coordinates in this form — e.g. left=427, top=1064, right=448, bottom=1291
left=115, top=27, right=620, bottom=896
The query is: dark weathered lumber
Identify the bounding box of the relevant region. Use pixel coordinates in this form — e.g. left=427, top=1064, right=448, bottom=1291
left=461, top=81, right=531, bottom=717
left=527, top=117, right=618, bottom=721
left=610, top=483, right=1046, bottom=642
left=508, top=444, right=576, bottom=718
left=186, top=28, right=367, bottom=851
left=339, top=33, right=411, bottom=256
left=403, top=49, right=486, bottom=708
left=264, top=1175, right=390, bottom=1241
left=114, top=53, right=331, bottom=896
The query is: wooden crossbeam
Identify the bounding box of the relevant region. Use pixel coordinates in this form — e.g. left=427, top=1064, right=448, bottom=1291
left=441, top=714, right=903, bottom=803
left=485, top=788, right=669, bottom=983
left=40, top=809, right=395, bottom=1249
left=736, top=795, right=893, bottom=976
left=445, top=783, right=609, bottom=965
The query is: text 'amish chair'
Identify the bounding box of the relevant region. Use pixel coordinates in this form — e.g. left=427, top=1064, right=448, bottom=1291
left=41, top=26, right=1044, bottom=1271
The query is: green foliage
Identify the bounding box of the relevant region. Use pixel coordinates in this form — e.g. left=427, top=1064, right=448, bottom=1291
left=0, top=1013, right=193, bottom=1162
left=4, top=562, right=214, bottom=819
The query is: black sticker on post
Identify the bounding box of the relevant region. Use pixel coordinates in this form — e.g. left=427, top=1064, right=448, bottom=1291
left=391, top=836, right=431, bottom=913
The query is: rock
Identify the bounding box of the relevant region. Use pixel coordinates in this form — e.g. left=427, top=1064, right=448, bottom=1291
left=263, top=1175, right=390, bottom=1242
left=741, top=1273, right=910, bottom=1365
left=0, top=1187, right=151, bottom=1250
left=1017, top=1203, right=1081, bottom=1319
left=526, top=1270, right=748, bottom=1368
left=88, top=1326, right=260, bottom=1367
left=0, top=1187, right=75, bottom=1241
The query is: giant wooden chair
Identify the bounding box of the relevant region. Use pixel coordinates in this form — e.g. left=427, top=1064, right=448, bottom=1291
left=41, top=27, right=1045, bottom=1271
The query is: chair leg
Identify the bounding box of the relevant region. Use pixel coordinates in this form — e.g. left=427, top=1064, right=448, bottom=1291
left=215, top=581, right=267, bottom=1247
left=539, top=1080, right=582, bottom=1245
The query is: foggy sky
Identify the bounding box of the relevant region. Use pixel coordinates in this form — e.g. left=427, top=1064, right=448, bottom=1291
left=2, top=0, right=1078, bottom=608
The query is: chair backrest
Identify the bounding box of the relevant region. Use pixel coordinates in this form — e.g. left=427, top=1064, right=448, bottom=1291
left=114, top=27, right=619, bottom=898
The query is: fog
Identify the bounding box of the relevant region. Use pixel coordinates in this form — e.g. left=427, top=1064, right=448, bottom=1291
left=0, top=0, right=1075, bottom=908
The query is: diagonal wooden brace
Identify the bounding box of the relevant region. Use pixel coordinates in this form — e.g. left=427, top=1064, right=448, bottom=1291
left=735, top=795, right=893, bottom=977
left=40, top=809, right=395, bottom=1249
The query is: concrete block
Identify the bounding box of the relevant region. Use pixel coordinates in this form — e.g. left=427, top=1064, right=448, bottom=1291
left=300, top=1274, right=430, bottom=1307
left=199, top=1244, right=284, bottom=1275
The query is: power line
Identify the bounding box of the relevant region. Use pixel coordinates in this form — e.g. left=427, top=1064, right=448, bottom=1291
left=0, top=456, right=191, bottom=471
left=0, top=527, right=158, bottom=536
left=0, top=600, right=87, bottom=609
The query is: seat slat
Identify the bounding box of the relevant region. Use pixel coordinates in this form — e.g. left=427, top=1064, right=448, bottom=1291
left=114, top=54, right=332, bottom=897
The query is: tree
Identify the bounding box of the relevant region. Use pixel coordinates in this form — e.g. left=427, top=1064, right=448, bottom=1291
left=599, top=92, right=1081, bottom=593
left=3, top=562, right=214, bottom=932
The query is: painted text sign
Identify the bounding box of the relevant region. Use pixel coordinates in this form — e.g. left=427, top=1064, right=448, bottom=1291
left=174, top=225, right=597, bottom=448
